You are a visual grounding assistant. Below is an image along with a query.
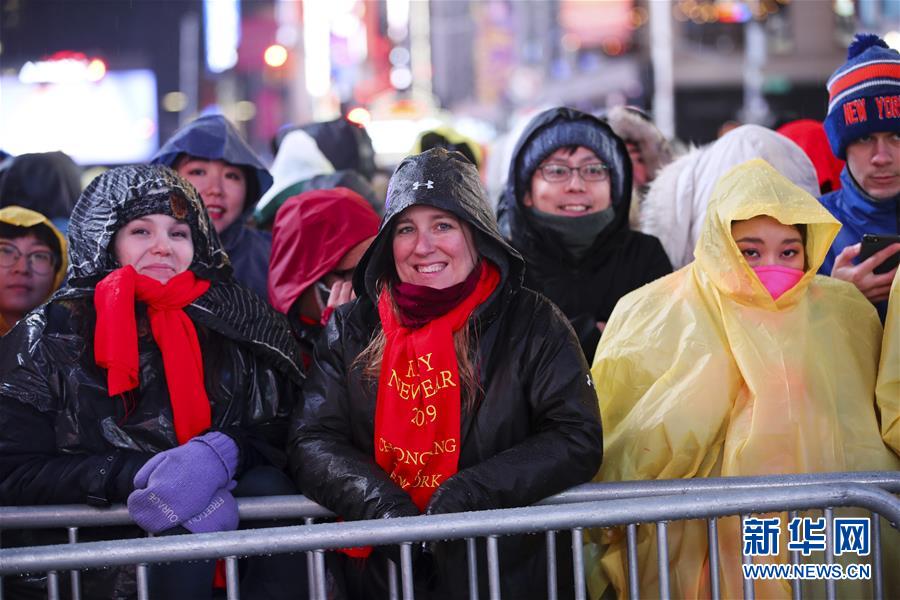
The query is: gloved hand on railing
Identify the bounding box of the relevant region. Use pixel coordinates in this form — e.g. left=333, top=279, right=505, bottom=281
left=424, top=476, right=486, bottom=515
left=183, top=480, right=240, bottom=533
left=127, top=431, right=238, bottom=533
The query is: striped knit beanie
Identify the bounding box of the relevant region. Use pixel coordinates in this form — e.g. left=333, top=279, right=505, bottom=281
left=824, top=33, right=900, bottom=160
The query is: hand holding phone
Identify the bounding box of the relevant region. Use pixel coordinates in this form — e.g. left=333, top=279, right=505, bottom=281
left=831, top=238, right=899, bottom=304
left=859, top=234, right=900, bottom=274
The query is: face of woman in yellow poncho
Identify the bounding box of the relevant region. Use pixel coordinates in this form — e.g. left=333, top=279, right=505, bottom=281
left=731, top=216, right=805, bottom=270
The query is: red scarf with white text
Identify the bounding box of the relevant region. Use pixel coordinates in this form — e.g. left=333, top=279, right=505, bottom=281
left=374, top=261, right=499, bottom=509
left=94, top=266, right=211, bottom=444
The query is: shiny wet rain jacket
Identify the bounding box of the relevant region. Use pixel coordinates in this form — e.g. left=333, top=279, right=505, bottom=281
left=589, top=159, right=900, bottom=599
left=878, top=273, right=900, bottom=457
left=0, top=165, right=302, bottom=599
left=289, top=148, right=603, bottom=599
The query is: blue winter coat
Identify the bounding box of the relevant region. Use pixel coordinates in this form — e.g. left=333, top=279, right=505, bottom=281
left=819, top=168, right=899, bottom=319
left=152, top=115, right=274, bottom=300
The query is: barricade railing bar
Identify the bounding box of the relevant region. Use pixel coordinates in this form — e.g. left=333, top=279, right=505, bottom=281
left=5, top=471, right=898, bottom=531
left=2, top=474, right=899, bottom=600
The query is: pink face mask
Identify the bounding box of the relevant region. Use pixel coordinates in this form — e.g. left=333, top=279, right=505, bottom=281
left=752, top=265, right=804, bottom=300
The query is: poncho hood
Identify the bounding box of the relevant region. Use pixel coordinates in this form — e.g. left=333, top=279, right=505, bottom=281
left=151, top=114, right=272, bottom=222
left=355, top=147, right=524, bottom=302
left=268, top=187, right=379, bottom=314
left=695, top=158, right=840, bottom=309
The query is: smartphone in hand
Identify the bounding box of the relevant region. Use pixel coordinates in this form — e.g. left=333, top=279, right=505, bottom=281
left=859, top=234, right=900, bottom=274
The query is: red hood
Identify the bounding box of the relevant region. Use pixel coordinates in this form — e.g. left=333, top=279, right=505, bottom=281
left=268, top=187, right=380, bottom=313
left=777, top=119, right=844, bottom=193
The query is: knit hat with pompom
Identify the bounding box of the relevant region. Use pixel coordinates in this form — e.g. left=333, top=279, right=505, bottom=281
left=824, top=34, right=900, bottom=159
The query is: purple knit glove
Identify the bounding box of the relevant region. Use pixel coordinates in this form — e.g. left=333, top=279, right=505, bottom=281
left=183, top=480, right=239, bottom=534
left=127, top=432, right=238, bottom=534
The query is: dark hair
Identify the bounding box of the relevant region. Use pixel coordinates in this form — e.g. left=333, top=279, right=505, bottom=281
left=0, top=222, right=62, bottom=269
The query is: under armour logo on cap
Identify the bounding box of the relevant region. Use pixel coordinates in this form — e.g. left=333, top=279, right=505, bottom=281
left=412, top=180, right=434, bottom=190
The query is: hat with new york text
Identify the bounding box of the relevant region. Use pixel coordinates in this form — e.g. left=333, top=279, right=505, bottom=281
left=824, top=33, right=900, bottom=160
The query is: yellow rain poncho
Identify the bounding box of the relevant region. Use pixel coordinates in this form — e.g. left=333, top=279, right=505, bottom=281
left=589, top=159, right=900, bottom=599
left=878, top=273, right=900, bottom=457
left=0, top=205, right=67, bottom=335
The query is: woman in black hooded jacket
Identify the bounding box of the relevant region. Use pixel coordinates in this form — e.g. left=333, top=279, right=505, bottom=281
left=497, top=106, right=672, bottom=359
left=0, top=165, right=304, bottom=599
left=288, top=148, right=603, bottom=599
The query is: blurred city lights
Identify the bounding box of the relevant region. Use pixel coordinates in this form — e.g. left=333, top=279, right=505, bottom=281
left=303, top=0, right=331, bottom=98
left=134, top=117, right=157, bottom=140
left=389, top=46, right=411, bottom=66
left=386, top=0, right=410, bottom=42
left=717, top=2, right=752, bottom=23
left=390, top=66, right=413, bottom=90
left=162, top=91, right=188, bottom=112
left=886, top=31, right=900, bottom=51
left=203, top=0, right=240, bottom=73
left=86, top=58, right=106, bottom=81
left=561, top=33, right=581, bottom=53
left=346, top=106, right=372, bottom=126
left=603, top=39, right=624, bottom=56
left=19, top=53, right=107, bottom=84
left=234, top=100, right=257, bottom=121
left=264, top=44, right=289, bottom=68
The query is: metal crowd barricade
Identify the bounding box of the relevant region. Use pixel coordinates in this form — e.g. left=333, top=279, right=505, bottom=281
left=1, top=472, right=899, bottom=600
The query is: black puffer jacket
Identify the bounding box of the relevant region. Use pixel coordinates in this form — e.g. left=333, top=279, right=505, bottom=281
left=288, top=149, right=603, bottom=599
left=0, top=165, right=302, bottom=599
left=497, top=107, right=672, bottom=358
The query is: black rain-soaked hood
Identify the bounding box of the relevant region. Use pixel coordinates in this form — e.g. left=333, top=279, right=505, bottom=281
left=0, top=151, right=81, bottom=221
left=56, top=164, right=303, bottom=384
left=354, top=147, right=524, bottom=303
left=497, top=106, right=633, bottom=262
left=151, top=114, right=273, bottom=232
left=64, top=165, right=230, bottom=288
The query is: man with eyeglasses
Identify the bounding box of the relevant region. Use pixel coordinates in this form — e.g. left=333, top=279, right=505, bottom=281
left=0, top=206, right=67, bottom=335
left=498, top=106, right=672, bottom=359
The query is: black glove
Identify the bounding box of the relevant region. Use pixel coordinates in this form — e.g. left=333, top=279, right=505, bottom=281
left=424, top=476, right=488, bottom=516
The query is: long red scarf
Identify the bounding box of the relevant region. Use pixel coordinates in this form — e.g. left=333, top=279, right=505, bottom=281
left=375, top=261, right=499, bottom=509
left=94, top=266, right=211, bottom=445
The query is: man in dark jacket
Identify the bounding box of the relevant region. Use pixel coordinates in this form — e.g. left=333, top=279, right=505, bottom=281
left=498, top=106, right=672, bottom=359
left=152, top=114, right=274, bottom=300
left=819, top=33, right=900, bottom=320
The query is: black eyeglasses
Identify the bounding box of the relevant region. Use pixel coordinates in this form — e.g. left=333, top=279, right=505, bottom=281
left=0, top=242, right=57, bottom=275
left=538, top=163, right=610, bottom=183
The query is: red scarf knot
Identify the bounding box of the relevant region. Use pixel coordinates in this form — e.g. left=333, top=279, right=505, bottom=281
left=95, top=266, right=211, bottom=445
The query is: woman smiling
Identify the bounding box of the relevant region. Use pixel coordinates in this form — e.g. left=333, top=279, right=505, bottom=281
left=288, top=148, right=603, bottom=599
